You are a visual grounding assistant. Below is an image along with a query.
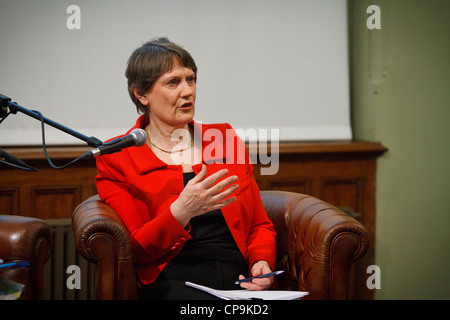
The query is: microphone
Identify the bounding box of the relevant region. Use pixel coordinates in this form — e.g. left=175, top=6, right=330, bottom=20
left=0, top=93, right=11, bottom=118
left=0, top=148, right=38, bottom=172
left=80, top=128, right=147, bottom=159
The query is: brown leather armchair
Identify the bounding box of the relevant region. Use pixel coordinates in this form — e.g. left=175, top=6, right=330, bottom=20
left=72, top=191, right=369, bottom=300
left=0, top=215, right=53, bottom=299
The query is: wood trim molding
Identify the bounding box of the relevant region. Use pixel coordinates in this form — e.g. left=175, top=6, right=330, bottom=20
left=3, top=140, right=387, bottom=160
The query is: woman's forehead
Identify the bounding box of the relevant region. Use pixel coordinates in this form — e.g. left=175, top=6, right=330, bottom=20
left=158, top=59, right=196, bottom=79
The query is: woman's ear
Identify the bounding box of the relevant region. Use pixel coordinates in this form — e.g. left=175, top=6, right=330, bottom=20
left=132, top=87, right=149, bottom=107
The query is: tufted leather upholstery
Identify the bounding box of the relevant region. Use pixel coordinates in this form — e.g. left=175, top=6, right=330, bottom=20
left=260, top=191, right=369, bottom=299
left=0, top=215, right=53, bottom=299
left=72, top=191, right=369, bottom=300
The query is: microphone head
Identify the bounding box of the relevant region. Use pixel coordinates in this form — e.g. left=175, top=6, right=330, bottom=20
left=130, top=128, right=148, bottom=147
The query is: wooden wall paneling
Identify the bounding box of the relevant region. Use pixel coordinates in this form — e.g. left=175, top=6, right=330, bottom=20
left=259, top=177, right=312, bottom=195
left=0, top=187, right=19, bottom=215
left=0, top=147, right=98, bottom=217
left=321, top=176, right=364, bottom=220
left=30, top=186, right=81, bottom=219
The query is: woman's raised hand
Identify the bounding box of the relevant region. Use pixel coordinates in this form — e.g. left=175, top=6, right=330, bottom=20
left=170, top=164, right=239, bottom=227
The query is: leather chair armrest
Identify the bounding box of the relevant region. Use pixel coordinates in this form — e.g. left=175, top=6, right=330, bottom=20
left=0, top=215, right=52, bottom=299
left=72, top=195, right=137, bottom=300
left=261, top=191, right=369, bottom=300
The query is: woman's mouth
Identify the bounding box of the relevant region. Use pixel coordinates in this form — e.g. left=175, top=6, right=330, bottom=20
left=179, top=102, right=193, bottom=110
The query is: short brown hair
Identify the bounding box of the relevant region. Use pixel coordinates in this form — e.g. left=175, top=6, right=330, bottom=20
left=125, top=37, right=198, bottom=117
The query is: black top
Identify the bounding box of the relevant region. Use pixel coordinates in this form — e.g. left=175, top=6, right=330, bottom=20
left=167, top=172, right=247, bottom=266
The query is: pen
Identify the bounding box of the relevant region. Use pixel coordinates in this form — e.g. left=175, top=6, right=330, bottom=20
left=0, top=261, right=30, bottom=269
left=235, top=270, right=284, bottom=284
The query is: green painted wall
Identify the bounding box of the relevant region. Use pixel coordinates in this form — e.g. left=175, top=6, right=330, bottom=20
left=349, top=0, right=450, bottom=299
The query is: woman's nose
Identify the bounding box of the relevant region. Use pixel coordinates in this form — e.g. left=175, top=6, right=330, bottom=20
left=180, top=80, right=195, bottom=97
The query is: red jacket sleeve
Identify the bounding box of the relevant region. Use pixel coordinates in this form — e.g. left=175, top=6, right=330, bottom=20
left=95, top=152, right=191, bottom=266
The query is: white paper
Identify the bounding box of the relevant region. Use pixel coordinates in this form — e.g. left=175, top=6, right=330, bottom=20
left=185, top=281, right=308, bottom=300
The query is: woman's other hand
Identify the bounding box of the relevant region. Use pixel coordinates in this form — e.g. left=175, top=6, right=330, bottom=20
left=170, top=164, right=239, bottom=227
left=238, top=260, right=274, bottom=291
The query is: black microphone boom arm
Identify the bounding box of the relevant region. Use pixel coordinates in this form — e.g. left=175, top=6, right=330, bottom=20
left=0, top=93, right=103, bottom=148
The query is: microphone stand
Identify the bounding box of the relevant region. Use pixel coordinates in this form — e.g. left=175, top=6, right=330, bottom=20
left=0, top=93, right=103, bottom=148
left=0, top=93, right=104, bottom=170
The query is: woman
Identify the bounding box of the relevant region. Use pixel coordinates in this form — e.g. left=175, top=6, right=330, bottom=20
left=95, top=38, right=277, bottom=299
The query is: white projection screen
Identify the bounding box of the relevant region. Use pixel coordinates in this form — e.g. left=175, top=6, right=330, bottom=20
left=0, top=0, right=351, bottom=146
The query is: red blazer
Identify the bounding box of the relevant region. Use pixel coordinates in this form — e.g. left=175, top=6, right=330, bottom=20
left=95, top=115, right=277, bottom=284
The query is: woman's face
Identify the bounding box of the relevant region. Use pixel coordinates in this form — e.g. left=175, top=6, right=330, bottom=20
left=135, top=59, right=196, bottom=129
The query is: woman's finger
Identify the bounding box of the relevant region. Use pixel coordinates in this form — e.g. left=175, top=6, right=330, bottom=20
left=211, top=183, right=239, bottom=203
left=238, top=276, right=273, bottom=291
left=188, top=164, right=208, bottom=184
left=201, top=168, right=230, bottom=188
left=211, top=174, right=238, bottom=194
left=211, top=195, right=236, bottom=210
